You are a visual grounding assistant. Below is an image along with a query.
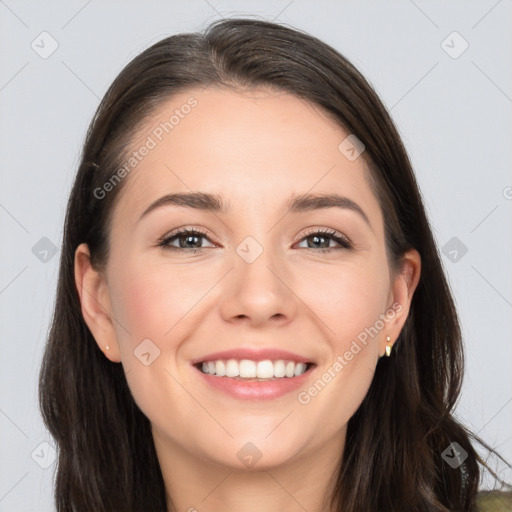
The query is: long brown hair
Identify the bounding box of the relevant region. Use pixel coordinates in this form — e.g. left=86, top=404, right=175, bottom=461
left=39, top=17, right=510, bottom=511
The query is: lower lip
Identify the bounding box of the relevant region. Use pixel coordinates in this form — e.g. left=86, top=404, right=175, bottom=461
left=194, top=365, right=315, bottom=400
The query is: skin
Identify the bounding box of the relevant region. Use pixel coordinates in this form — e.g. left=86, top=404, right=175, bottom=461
left=75, top=86, right=421, bottom=512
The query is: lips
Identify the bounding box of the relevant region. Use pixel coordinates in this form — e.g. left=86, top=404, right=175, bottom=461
left=191, top=347, right=317, bottom=400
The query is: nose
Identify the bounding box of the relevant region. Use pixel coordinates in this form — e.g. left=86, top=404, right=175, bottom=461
left=219, top=244, right=298, bottom=327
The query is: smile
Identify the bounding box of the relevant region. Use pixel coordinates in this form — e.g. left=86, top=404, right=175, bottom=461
left=193, top=359, right=316, bottom=400
left=196, top=359, right=311, bottom=379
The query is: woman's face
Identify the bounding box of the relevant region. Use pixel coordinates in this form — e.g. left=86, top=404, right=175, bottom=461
left=76, top=86, right=419, bottom=471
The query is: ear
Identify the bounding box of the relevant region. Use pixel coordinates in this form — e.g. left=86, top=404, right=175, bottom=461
left=74, top=243, right=121, bottom=362
left=380, top=248, right=421, bottom=356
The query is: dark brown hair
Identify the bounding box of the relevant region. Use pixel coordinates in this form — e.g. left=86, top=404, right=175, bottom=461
left=39, top=17, right=510, bottom=511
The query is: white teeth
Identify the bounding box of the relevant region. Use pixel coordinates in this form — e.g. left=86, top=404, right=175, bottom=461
left=257, top=360, right=274, bottom=379
left=225, top=359, right=239, bottom=377
left=239, top=359, right=256, bottom=378
left=198, top=359, right=310, bottom=379
left=294, top=362, right=306, bottom=376
left=285, top=361, right=295, bottom=377
left=215, top=360, right=226, bottom=377
left=274, top=360, right=286, bottom=377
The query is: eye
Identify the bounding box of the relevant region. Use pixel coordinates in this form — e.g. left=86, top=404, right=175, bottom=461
left=157, top=228, right=216, bottom=251
left=157, top=227, right=352, bottom=253
left=295, top=228, right=352, bottom=253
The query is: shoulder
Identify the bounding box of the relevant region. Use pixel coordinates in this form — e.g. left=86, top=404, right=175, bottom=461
left=474, top=490, right=512, bottom=511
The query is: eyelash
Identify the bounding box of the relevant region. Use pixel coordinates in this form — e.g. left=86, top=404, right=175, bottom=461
left=157, top=227, right=353, bottom=253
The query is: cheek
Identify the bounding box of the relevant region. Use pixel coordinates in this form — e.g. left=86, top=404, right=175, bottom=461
left=109, top=259, right=212, bottom=347
left=294, top=257, right=390, bottom=342
left=107, top=259, right=210, bottom=423
left=293, top=259, right=389, bottom=423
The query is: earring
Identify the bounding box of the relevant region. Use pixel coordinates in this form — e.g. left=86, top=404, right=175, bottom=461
left=385, top=336, right=392, bottom=357
left=106, top=345, right=110, bottom=351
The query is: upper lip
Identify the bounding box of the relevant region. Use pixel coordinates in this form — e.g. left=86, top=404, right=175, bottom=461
left=191, top=348, right=315, bottom=365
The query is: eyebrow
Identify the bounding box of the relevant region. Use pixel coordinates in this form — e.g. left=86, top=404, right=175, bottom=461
left=286, top=193, right=372, bottom=229
left=138, top=191, right=372, bottom=230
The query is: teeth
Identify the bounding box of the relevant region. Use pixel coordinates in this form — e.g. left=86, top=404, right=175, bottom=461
left=225, top=359, right=239, bottom=377
left=274, top=360, right=286, bottom=377
left=200, top=359, right=309, bottom=379
left=215, top=360, right=226, bottom=377
left=294, top=363, right=307, bottom=376
left=239, top=359, right=256, bottom=378
left=256, top=360, right=274, bottom=379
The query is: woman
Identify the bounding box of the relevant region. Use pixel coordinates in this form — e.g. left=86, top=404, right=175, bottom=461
left=39, top=17, right=510, bottom=511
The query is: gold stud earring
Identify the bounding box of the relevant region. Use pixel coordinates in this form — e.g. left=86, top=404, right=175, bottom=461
left=385, top=336, right=392, bottom=357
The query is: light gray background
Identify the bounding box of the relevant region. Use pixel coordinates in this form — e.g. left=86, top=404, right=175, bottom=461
left=1, top=1, right=511, bottom=510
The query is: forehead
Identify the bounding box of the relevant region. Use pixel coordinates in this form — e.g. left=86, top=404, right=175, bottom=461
left=111, top=86, right=381, bottom=228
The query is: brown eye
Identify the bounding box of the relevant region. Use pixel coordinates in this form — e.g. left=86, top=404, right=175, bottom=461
left=158, top=228, right=215, bottom=250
